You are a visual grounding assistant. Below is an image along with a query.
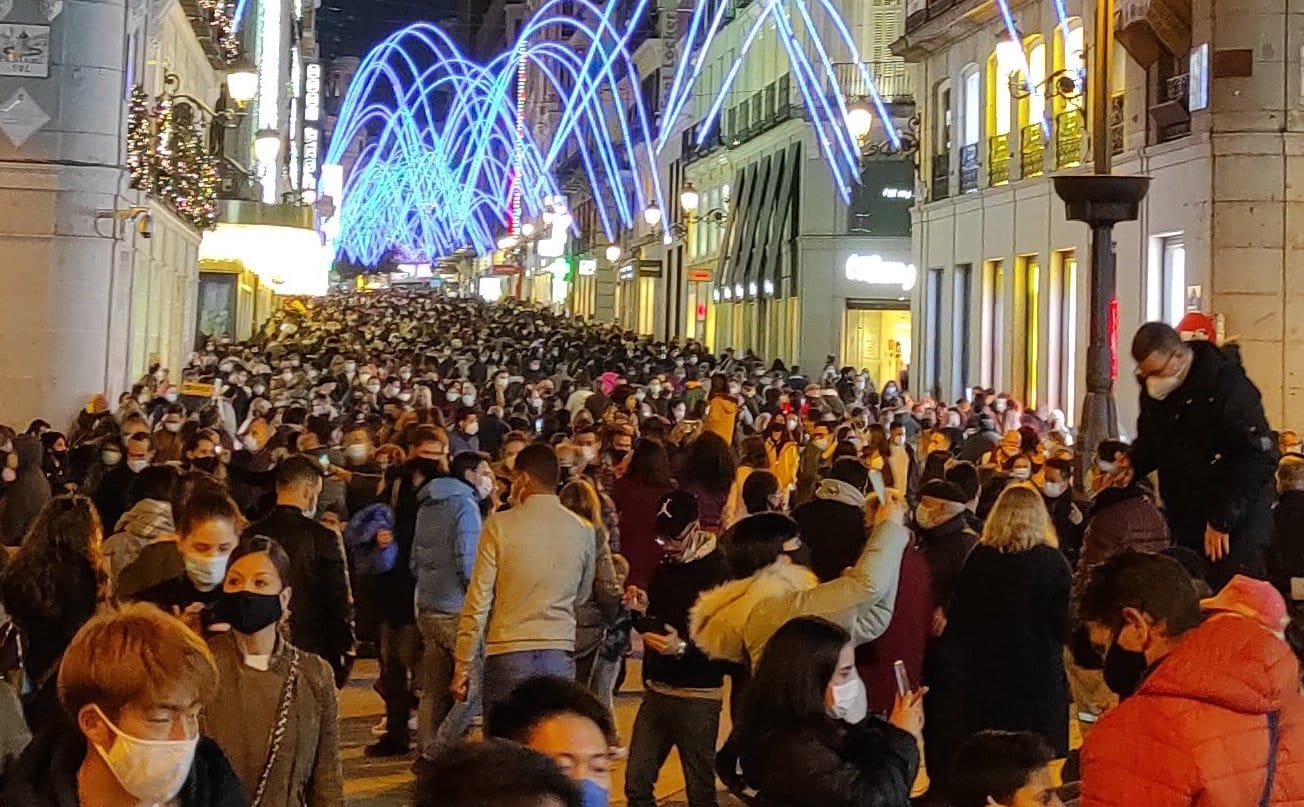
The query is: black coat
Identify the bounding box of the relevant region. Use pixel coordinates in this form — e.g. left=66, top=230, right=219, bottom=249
left=643, top=551, right=732, bottom=690
left=1268, top=490, right=1304, bottom=597
left=5, top=729, right=245, bottom=807
left=246, top=505, right=356, bottom=681
left=738, top=717, right=918, bottom=807
left=91, top=465, right=136, bottom=540
left=949, top=543, right=1072, bottom=756
left=1131, top=341, right=1276, bottom=554
left=793, top=498, right=867, bottom=583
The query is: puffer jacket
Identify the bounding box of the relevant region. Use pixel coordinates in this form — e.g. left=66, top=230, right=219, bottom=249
left=103, top=498, right=176, bottom=581
left=1075, top=485, right=1170, bottom=599
left=689, top=521, right=908, bottom=668
left=703, top=395, right=739, bottom=445
left=411, top=476, right=481, bottom=614
left=1081, top=614, right=1304, bottom=806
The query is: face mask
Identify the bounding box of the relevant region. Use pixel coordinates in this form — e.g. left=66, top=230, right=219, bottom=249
left=346, top=443, right=370, bottom=462
left=892, top=435, right=905, bottom=446
left=344, top=362, right=357, bottom=374
left=728, top=384, right=740, bottom=395
left=216, top=591, right=284, bottom=634
left=474, top=475, right=494, bottom=500
left=400, top=371, right=412, bottom=381
left=578, top=779, right=609, bottom=807
left=786, top=419, right=798, bottom=431
left=163, top=421, right=182, bottom=433
left=829, top=675, right=869, bottom=724
left=252, top=385, right=266, bottom=396
left=464, top=422, right=480, bottom=436
left=163, top=391, right=179, bottom=403
left=1011, top=467, right=1032, bottom=480
left=993, top=399, right=1008, bottom=412
left=90, top=705, right=198, bottom=805
left=579, top=445, right=597, bottom=462
left=812, top=437, right=830, bottom=451
left=102, top=450, right=122, bottom=467
left=192, top=456, right=219, bottom=473
left=183, top=551, right=229, bottom=588
left=495, top=377, right=509, bottom=389
left=127, top=458, right=150, bottom=473
left=368, top=384, right=383, bottom=395
left=531, top=398, right=544, bottom=411
left=462, top=394, right=477, bottom=407
left=1042, top=480, right=1068, bottom=498
left=1103, top=640, right=1148, bottom=699
left=1145, top=373, right=1184, bottom=400
left=648, top=384, right=661, bottom=396
left=242, top=435, right=259, bottom=452
left=447, top=390, right=461, bottom=402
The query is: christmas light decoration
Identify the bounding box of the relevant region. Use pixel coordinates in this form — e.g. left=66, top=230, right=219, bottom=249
left=326, top=0, right=900, bottom=263
left=125, top=86, right=220, bottom=231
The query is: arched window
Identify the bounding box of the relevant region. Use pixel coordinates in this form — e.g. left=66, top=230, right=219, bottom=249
left=1054, top=19, right=1085, bottom=113
left=961, top=64, right=981, bottom=146
left=935, top=78, right=953, bottom=153
left=1025, top=37, right=1047, bottom=125
left=989, top=40, right=1021, bottom=136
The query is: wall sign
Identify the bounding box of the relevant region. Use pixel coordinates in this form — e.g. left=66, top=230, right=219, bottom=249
left=844, top=254, right=918, bottom=291
left=0, top=24, right=50, bottom=77
left=578, top=258, right=597, bottom=276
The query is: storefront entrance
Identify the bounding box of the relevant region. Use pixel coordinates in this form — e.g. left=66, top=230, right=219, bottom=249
left=842, top=303, right=912, bottom=389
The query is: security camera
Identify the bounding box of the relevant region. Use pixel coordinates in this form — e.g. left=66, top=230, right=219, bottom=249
left=137, top=213, right=153, bottom=239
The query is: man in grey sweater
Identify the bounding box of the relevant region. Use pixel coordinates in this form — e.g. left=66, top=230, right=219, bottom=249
left=452, top=444, right=596, bottom=712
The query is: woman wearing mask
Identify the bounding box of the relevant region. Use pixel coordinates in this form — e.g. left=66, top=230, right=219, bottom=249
left=981, top=431, right=1026, bottom=473
left=948, top=485, right=1072, bottom=758
left=184, top=429, right=226, bottom=477
left=0, top=495, right=110, bottom=735
left=740, top=470, right=785, bottom=517
left=724, top=616, right=921, bottom=807
left=723, top=435, right=772, bottom=528
left=612, top=440, right=677, bottom=588
left=153, top=404, right=188, bottom=464
left=129, top=486, right=244, bottom=627
left=675, top=432, right=736, bottom=533
left=863, top=424, right=896, bottom=491
left=203, top=537, right=343, bottom=806
left=702, top=375, right=739, bottom=445
left=764, top=416, right=801, bottom=495
left=40, top=431, right=74, bottom=493
left=560, top=480, right=624, bottom=713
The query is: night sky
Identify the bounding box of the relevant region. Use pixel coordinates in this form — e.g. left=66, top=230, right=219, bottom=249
left=317, top=0, right=470, bottom=59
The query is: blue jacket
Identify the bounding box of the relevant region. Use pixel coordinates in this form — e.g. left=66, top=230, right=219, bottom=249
left=344, top=503, right=398, bottom=576
left=411, top=476, right=482, bottom=614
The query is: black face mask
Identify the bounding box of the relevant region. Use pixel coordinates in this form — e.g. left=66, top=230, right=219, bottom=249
left=609, top=449, right=629, bottom=463
left=192, top=456, right=219, bottom=473
left=213, top=591, right=283, bottom=634
left=1103, top=641, right=1149, bottom=699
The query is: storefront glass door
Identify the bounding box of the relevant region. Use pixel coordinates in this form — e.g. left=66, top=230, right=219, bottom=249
left=842, top=306, right=913, bottom=390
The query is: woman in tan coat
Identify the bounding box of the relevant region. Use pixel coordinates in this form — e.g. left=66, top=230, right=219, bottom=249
left=202, top=535, right=343, bottom=807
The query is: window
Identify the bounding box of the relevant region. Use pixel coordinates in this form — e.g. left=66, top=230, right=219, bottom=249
left=936, top=80, right=953, bottom=153
left=989, top=41, right=1021, bottom=136
left=962, top=66, right=981, bottom=146
left=981, top=260, right=1005, bottom=388
left=1055, top=19, right=1086, bottom=112
left=1016, top=255, right=1041, bottom=407
left=1047, top=251, right=1077, bottom=424
left=926, top=268, right=945, bottom=397
left=1025, top=38, right=1047, bottom=126
left=952, top=264, right=972, bottom=396
left=1149, top=234, right=1186, bottom=324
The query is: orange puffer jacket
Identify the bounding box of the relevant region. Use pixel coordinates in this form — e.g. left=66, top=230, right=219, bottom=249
left=1081, top=614, right=1304, bottom=806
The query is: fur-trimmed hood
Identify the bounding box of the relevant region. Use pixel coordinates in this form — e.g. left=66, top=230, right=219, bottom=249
left=688, top=561, right=816, bottom=665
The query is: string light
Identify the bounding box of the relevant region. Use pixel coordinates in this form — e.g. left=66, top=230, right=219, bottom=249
left=125, top=87, right=220, bottom=231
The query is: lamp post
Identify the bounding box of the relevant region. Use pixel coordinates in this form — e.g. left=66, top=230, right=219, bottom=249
left=1052, top=0, right=1151, bottom=484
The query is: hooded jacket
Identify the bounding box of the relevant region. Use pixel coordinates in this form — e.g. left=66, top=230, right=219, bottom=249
left=411, top=476, right=482, bottom=614
left=0, top=435, right=49, bottom=546
left=1081, top=614, right=1304, bottom=806
left=703, top=395, right=739, bottom=445
left=103, top=498, right=176, bottom=581
left=1075, top=485, right=1170, bottom=599
left=689, top=521, right=909, bottom=668
left=793, top=479, right=869, bottom=583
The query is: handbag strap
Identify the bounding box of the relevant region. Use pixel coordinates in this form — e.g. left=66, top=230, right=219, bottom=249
left=1260, top=710, right=1281, bottom=807
left=250, top=647, right=301, bottom=807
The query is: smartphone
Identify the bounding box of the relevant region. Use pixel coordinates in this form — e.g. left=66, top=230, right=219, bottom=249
left=534, top=417, right=545, bottom=433
left=634, top=615, right=667, bottom=635
left=893, top=659, right=910, bottom=697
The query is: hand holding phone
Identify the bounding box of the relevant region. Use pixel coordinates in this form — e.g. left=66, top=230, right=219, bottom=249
left=894, top=659, right=910, bottom=698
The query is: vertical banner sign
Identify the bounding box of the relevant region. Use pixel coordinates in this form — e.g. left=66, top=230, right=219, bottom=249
left=301, top=62, right=321, bottom=194
left=660, top=0, right=679, bottom=118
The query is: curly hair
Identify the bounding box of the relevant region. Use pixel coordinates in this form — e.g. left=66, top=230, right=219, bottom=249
left=2, top=495, right=109, bottom=619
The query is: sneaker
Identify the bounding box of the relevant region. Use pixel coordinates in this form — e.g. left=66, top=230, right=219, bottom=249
left=364, top=736, right=411, bottom=758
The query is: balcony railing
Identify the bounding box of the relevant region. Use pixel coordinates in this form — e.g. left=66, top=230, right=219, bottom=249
left=988, top=134, right=1010, bottom=186
left=827, top=61, right=914, bottom=104
left=959, top=143, right=980, bottom=193
left=1055, top=110, right=1084, bottom=168
left=682, top=73, right=797, bottom=164
left=931, top=153, right=951, bottom=200
left=1020, top=123, right=1046, bottom=178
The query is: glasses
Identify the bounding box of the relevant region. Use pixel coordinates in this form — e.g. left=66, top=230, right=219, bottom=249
left=1135, top=349, right=1180, bottom=381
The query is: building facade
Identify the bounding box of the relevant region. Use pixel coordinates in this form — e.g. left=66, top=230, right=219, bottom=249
left=898, top=0, right=1304, bottom=431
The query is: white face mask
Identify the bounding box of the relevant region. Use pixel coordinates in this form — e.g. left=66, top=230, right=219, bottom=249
left=812, top=437, right=830, bottom=451
left=183, top=551, right=229, bottom=588
left=1146, top=373, right=1184, bottom=400
left=464, top=422, right=480, bottom=436
left=447, top=390, right=462, bottom=402
left=462, top=394, right=477, bottom=407
left=345, top=443, right=370, bottom=462
left=242, top=435, right=259, bottom=452
left=163, top=391, right=179, bottom=403
left=90, top=705, right=198, bottom=805
left=1042, top=480, right=1068, bottom=498
left=102, top=451, right=123, bottom=467
left=474, top=475, right=494, bottom=500
left=163, top=421, right=183, bottom=433
left=579, top=445, right=597, bottom=462
left=829, top=675, right=869, bottom=724
left=1011, top=467, right=1032, bottom=480
left=127, top=458, right=150, bottom=473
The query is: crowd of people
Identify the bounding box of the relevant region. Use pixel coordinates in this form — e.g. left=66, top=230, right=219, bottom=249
left=0, top=288, right=1297, bottom=807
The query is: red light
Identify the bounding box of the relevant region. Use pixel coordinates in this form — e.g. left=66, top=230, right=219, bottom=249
left=1109, top=297, right=1119, bottom=380
left=696, top=303, right=707, bottom=320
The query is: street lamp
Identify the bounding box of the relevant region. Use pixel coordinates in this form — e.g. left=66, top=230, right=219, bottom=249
left=521, top=222, right=536, bottom=237
left=254, top=128, right=282, bottom=165
left=643, top=203, right=662, bottom=227
left=845, top=102, right=875, bottom=140
left=680, top=183, right=700, bottom=213
left=605, top=244, right=622, bottom=262
left=224, top=56, right=259, bottom=105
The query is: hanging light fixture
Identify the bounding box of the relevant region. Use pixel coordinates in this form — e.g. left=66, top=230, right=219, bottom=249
left=605, top=244, right=622, bottom=262
left=225, top=56, right=259, bottom=105
left=680, top=183, right=700, bottom=213
left=845, top=102, right=874, bottom=139
left=643, top=203, right=662, bottom=227
left=254, top=128, right=282, bottom=165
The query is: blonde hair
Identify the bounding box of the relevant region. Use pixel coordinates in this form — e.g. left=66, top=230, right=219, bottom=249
left=560, top=478, right=607, bottom=544
left=59, top=603, right=218, bottom=720
left=980, top=484, right=1058, bottom=552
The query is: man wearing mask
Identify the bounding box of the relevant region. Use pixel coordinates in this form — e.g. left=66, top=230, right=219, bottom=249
left=449, top=407, right=481, bottom=455
left=92, top=431, right=153, bottom=539
left=335, top=426, right=384, bottom=516
left=452, top=445, right=596, bottom=712
left=1038, top=458, right=1084, bottom=565
left=887, top=421, right=917, bottom=501
left=1129, top=322, right=1277, bottom=586
left=791, top=423, right=834, bottom=508
left=246, top=456, right=357, bottom=687
left=959, top=414, right=1002, bottom=463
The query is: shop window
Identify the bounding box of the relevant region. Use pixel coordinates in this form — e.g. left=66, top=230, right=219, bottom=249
left=849, top=160, right=914, bottom=236
left=638, top=276, right=657, bottom=335
left=926, top=268, right=945, bottom=398
left=1047, top=250, right=1077, bottom=424
left=1016, top=255, right=1040, bottom=407
left=1148, top=234, right=1186, bottom=325
left=980, top=260, right=1005, bottom=389
left=951, top=264, right=972, bottom=396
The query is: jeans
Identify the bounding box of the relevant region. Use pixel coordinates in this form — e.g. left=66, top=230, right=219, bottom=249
left=625, top=689, right=722, bottom=807
left=416, top=611, right=480, bottom=759
left=379, top=620, right=422, bottom=742
left=481, top=649, right=575, bottom=717
left=575, top=644, right=620, bottom=715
